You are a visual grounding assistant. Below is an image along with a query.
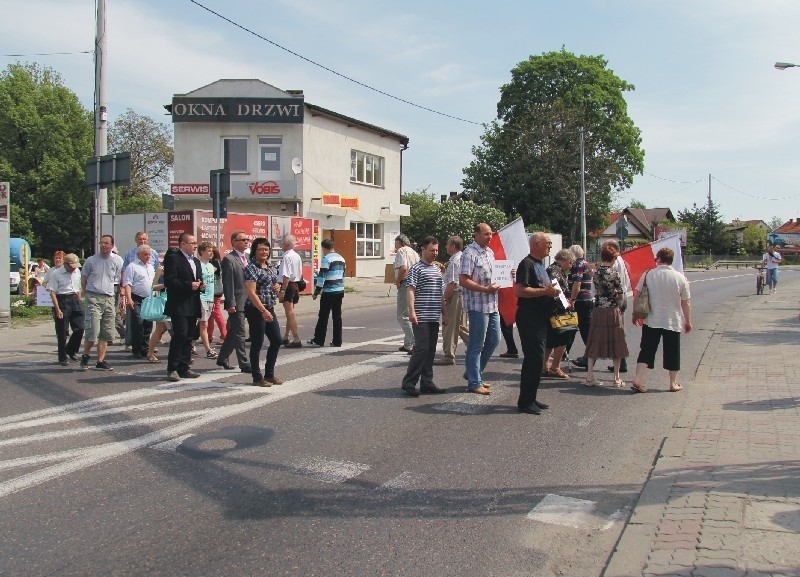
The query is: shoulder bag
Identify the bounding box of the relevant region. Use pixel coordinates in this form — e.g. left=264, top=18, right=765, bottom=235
left=141, top=291, right=168, bottom=322
left=632, top=271, right=650, bottom=320
left=549, top=311, right=579, bottom=333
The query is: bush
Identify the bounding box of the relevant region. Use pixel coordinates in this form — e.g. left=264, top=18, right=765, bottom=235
left=10, top=295, right=53, bottom=320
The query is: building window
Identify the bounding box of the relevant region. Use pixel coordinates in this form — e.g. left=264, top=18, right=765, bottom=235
left=351, top=222, right=382, bottom=257
left=350, top=150, right=384, bottom=187
left=259, top=136, right=282, bottom=178
left=223, top=137, right=248, bottom=173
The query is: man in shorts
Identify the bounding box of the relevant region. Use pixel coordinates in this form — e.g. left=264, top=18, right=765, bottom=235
left=80, top=234, right=124, bottom=370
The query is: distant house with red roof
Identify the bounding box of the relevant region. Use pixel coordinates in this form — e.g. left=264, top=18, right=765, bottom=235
left=723, top=219, right=770, bottom=245
left=768, top=219, right=800, bottom=252
left=590, top=207, right=675, bottom=253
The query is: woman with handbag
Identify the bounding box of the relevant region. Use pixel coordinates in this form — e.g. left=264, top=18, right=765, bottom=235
left=584, top=244, right=629, bottom=387
left=630, top=247, right=692, bottom=393
left=543, top=249, right=577, bottom=379
left=243, top=237, right=284, bottom=386
left=146, top=262, right=171, bottom=363
left=207, top=247, right=227, bottom=345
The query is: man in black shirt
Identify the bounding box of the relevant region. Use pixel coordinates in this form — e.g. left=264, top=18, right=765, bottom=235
left=514, top=233, right=560, bottom=414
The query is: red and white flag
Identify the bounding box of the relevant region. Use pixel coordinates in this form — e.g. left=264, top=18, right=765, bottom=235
left=487, top=218, right=528, bottom=325
left=622, top=234, right=684, bottom=295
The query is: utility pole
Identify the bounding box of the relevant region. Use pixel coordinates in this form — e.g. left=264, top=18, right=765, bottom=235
left=94, top=0, right=108, bottom=249
left=579, top=127, right=587, bottom=252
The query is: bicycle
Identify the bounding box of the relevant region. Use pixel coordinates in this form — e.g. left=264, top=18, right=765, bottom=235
left=755, top=265, right=766, bottom=295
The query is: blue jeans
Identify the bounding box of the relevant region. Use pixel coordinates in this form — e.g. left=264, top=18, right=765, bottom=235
left=465, top=310, right=500, bottom=389
left=766, top=268, right=778, bottom=289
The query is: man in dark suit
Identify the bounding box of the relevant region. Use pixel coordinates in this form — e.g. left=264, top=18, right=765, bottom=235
left=216, top=230, right=251, bottom=372
left=164, top=233, right=203, bottom=382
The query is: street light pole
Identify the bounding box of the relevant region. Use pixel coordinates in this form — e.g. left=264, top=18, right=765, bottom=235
left=579, top=127, right=587, bottom=253
left=774, top=61, right=798, bottom=70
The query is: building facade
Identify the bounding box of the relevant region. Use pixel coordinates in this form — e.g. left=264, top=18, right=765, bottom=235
left=167, top=79, right=410, bottom=277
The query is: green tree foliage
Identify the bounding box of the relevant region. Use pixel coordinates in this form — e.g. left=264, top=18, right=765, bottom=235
left=462, top=50, right=644, bottom=245
left=400, top=189, right=508, bottom=260
left=400, top=188, right=439, bottom=245
left=0, top=63, right=94, bottom=256
left=108, top=108, right=173, bottom=202
left=629, top=199, right=647, bottom=209
left=742, top=225, right=766, bottom=254
left=678, top=195, right=729, bottom=254
left=768, top=216, right=783, bottom=231
left=434, top=200, right=506, bottom=259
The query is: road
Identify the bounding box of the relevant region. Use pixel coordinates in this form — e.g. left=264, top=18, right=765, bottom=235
left=0, top=268, right=764, bottom=576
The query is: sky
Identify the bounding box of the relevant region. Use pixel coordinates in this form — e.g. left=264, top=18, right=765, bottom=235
left=2, top=0, right=800, bottom=226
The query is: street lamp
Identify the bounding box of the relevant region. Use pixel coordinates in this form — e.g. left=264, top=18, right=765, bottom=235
left=774, top=61, right=798, bottom=70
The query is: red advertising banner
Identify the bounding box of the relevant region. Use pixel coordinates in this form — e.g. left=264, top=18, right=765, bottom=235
left=195, top=210, right=269, bottom=255
left=167, top=210, right=195, bottom=248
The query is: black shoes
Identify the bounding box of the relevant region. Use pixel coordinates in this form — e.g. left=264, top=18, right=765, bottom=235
left=306, top=340, right=323, bottom=347
left=398, top=346, right=413, bottom=353
left=329, top=343, right=342, bottom=347
left=420, top=385, right=447, bottom=394
left=67, top=353, right=79, bottom=362
left=59, top=360, right=69, bottom=366
left=401, top=387, right=420, bottom=397
left=534, top=400, right=549, bottom=410
left=499, top=352, right=519, bottom=358
left=571, top=358, right=588, bottom=368
left=518, top=404, right=542, bottom=415
left=285, top=341, right=302, bottom=348
left=240, top=367, right=252, bottom=373
left=216, top=360, right=234, bottom=370
left=179, top=370, right=200, bottom=378
left=607, top=365, right=628, bottom=373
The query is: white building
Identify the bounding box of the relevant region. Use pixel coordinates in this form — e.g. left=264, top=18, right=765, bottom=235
left=168, top=79, right=410, bottom=277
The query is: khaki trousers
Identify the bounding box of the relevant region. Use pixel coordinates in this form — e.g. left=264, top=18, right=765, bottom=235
left=442, top=291, right=469, bottom=359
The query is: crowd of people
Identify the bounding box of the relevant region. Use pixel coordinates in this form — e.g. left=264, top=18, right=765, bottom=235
left=41, top=229, right=348, bottom=387
left=397, top=223, right=693, bottom=413
left=42, top=223, right=692, bottom=409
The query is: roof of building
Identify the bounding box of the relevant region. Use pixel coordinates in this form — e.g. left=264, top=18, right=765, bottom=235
left=774, top=219, right=800, bottom=234
left=725, top=219, right=769, bottom=231
left=593, top=207, right=674, bottom=240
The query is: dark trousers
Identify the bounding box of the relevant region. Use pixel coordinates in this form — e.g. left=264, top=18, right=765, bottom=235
left=219, top=309, right=249, bottom=370
left=167, top=314, right=198, bottom=374
left=244, top=305, right=282, bottom=382
left=402, top=322, right=439, bottom=390
left=129, top=296, right=153, bottom=357
left=574, top=299, right=594, bottom=356
left=516, top=309, right=549, bottom=408
left=313, top=292, right=343, bottom=346
left=54, top=294, right=84, bottom=362
left=636, top=324, right=681, bottom=371
left=500, top=317, right=518, bottom=355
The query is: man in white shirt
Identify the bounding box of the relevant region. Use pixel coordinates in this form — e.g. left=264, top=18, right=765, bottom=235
left=48, top=253, right=84, bottom=366
left=278, top=234, right=304, bottom=347
left=762, top=245, right=782, bottom=294
left=122, top=244, right=155, bottom=360
left=393, top=234, right=419, bottom=353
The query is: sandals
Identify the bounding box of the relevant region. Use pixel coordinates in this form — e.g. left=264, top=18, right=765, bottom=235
left=206, top=349, right=218, bottom=359
left=147, top=355, right=160, bottom=363
left=669, top=383, right=683, bottom=392
left=584, top=379, right=603, bottom=387
left=631, top=382, right=647, bottom=393
left=612, top=378, right=625, bottom=388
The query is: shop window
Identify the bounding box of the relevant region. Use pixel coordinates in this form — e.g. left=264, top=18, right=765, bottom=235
left=350, top=222, right=382, bottom=257
left=350, top=150, right=384, bottom=187
left=223, top=137, right=248, bottom=173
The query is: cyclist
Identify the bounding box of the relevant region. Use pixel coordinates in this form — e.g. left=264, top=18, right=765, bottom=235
left=762, top=245, right=782, bottom=294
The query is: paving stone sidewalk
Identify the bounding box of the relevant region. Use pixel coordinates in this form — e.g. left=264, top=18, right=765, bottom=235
left=605, top=279, right=800, bottom=577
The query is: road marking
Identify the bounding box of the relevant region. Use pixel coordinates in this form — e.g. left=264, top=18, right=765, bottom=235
left=576, top=411, right=597, bottom=427
left=433, top=393, right=494, bottom=414
left=0, top=352, right=406, bottom=498
left=527, top=494, right=597, bottom=528
left=376, top=471, right=416, bottom=493
left=689, top=273, right=752, bottom=283
left=150, top=434, right=194, bottom=453
left=288, top=457, right=370, bottom=484
left=0, top=389, right=260, bottom=433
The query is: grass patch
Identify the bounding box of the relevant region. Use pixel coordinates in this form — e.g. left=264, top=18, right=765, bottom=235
left=344, top=285, right=357, bottom=293
left=10, top=295, right=53, bottom=323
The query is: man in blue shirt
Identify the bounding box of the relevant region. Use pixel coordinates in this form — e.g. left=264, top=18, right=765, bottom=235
left=308, top=239, right=346, bottom=347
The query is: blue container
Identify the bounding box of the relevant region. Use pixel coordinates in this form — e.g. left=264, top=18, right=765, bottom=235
left=9, top=238, right=32, bottom=270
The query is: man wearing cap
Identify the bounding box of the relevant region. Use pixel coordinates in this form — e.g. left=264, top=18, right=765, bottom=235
left=48, top=253, right=84, bottom=366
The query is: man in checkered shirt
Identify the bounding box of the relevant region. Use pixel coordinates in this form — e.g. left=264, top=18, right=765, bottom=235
left=458, top=223, right=500, bottom=395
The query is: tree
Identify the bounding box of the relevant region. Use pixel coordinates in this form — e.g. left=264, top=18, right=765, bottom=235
left=629, top=199, right=647, bottom=209
left=678, top=194, right=729, bottom=254
left=742, top=225, right=766, bottom=254
left=462, top=49, right=644, bottom=245
left=0, top=63, right=94, bottom=256
left=768, top=216, right=784, bottom=231
left=434, top=200, right=506, bottom=259
left=108, top=108, right=174, bottom=202
left=400, top=188, right=439, bottom=245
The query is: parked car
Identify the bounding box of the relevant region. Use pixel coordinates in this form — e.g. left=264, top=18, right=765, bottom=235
left=9, top=262, right=20, bottom=294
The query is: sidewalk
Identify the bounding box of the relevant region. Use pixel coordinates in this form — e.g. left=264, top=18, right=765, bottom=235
left=605, top=279, right=800, bottom=577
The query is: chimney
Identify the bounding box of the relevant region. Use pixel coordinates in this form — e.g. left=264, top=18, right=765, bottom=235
left=450, top=191, right=458, bottom=198
left=286, top=90, right=304, bottom=97
left=440, top=195, right=447, bottom=203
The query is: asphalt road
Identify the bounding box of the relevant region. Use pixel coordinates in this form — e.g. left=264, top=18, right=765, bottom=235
left=0, top=268, right=766, bottom=577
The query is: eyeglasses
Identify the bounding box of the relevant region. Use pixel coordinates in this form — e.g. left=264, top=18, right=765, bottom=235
left=182, top=241, right=198, bottom=245
left=233, top=237, right=250, bottom=242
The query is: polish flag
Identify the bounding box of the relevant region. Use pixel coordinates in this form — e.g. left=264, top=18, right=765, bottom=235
left=622, top=234, right=684, bottom=295
left=488, top=218, right=529, bottom=325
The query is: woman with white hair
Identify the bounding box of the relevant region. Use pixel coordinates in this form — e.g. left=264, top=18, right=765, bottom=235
left=568, top=244, right=593, bottom=368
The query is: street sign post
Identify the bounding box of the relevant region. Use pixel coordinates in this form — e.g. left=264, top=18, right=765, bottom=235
left=85, top=152, right=132, bottom=247
left=210, top=168, right=231, bottom=246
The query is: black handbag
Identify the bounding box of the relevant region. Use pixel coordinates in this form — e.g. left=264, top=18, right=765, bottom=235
left=297, top=277, right=307, bottom=292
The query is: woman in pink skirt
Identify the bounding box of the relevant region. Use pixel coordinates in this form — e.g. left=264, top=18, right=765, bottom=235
left=584, top=244, right=629, bottom=387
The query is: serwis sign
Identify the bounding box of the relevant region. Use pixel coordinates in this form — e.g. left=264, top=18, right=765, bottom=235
left=171, top=97, right=304, bottom=124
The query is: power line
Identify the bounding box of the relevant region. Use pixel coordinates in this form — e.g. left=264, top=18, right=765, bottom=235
left=643, top=171, right=704, bottom=185
left=0, top=50, right=93, bottom=57
left=186, top=0, right=482, bottom=126
left=711, top=175, right=800, bottom=201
